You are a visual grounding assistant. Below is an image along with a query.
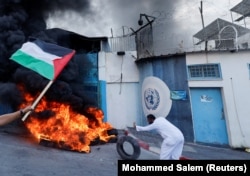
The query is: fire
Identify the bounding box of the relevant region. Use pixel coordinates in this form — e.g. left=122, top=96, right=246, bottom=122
left=21, top=91, right=115, bottom=153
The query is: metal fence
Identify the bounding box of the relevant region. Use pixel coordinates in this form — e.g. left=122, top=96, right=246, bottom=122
left=101, top=35, right=136, bottom=52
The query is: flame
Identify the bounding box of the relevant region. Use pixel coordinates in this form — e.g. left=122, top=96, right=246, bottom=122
left=21, top=91, right=114, bottom=153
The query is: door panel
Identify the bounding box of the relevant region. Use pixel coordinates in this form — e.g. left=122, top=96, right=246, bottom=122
left=190, top=88, right=228, bottom=145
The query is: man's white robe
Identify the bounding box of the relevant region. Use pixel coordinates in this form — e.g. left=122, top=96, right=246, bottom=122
left=136, top=117, right=184, bottom=160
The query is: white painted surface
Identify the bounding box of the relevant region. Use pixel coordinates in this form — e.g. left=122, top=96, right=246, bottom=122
left=98, top=51, right=106, bottom=81
left=106, top=83, right=140, bottom=129
left=99, top=51, right=141, bottom=129
left=105, top=52, right=139, bottom=83
left=186, top=51, right=250, bottom=148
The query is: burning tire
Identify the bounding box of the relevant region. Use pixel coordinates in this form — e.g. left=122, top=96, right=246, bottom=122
left=116, top=135, right=141, bottom=160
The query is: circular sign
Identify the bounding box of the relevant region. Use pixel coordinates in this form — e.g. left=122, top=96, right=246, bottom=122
left=142, top=76, right=172, bottom=118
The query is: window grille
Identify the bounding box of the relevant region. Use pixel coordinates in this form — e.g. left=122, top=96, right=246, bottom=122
left=188, top=64, right=221, bottom=79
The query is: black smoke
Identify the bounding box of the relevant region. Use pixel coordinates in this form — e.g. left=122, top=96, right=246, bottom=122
left=0, top=0, right=100, bottom=117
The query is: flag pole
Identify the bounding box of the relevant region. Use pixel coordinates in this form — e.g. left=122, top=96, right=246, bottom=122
left=22, top=80, right=54, bottom=121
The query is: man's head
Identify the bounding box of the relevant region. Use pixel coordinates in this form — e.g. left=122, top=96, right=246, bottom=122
left=147, top=114, right=156, bottom=124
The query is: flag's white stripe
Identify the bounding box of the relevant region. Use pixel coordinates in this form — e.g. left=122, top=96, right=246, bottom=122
left=20, top=42, right=62, bottom=65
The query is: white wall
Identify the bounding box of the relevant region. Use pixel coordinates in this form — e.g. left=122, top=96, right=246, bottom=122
left=99, top=51, right=141, bottom=129
left=186, top=51, right=250, bottom=148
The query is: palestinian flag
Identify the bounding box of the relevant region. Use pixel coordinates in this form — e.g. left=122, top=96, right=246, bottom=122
left=10, top=38, right=76, bottom=80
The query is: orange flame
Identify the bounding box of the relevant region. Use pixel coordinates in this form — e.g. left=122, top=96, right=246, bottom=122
left=21, top=91, right=114, bottom=153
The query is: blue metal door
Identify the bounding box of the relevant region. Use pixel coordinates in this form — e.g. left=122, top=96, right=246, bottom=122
left=190, top=88, right=228, bottom=145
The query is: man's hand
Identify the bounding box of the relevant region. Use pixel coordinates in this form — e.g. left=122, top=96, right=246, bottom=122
left=22, top=105, right=34, bottom=114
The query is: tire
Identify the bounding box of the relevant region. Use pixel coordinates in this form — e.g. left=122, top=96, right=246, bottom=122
left=116, top=135, right=141, bottom=160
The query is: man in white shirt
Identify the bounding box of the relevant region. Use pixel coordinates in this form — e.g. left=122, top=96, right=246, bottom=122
left=134, top=114, right=184, bottom=160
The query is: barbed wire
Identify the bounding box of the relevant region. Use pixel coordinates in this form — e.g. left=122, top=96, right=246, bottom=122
left=108, top=0, right=249, bottom=38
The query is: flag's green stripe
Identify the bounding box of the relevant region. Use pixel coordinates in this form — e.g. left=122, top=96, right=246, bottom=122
left=11, top=50, right=54, bottom=80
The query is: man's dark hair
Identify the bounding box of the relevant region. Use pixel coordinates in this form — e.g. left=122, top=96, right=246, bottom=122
left=147, top=114, right=156, bottom=120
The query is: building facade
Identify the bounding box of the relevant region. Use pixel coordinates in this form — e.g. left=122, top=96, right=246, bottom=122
left=186, top=50, right=250, bottom=148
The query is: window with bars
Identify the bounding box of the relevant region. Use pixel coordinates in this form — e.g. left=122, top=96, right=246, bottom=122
left=187, top=64, right=221, bottom=80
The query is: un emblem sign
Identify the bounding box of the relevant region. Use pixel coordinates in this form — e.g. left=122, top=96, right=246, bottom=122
left=144, top=88, right=160, bottom=111
left=142, top=76, right=172, bottom=117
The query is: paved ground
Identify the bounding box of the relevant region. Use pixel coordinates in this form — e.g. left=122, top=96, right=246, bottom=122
left=126, top=127, right=250, bottom=160
left=0, top=129, right=158, bottom=176
left=0, top=125, right=249, bottom=176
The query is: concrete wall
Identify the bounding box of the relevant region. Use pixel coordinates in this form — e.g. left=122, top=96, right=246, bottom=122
left=98, top=51, right=141, bottom=129
left=186, top=51, right=250, bottom=148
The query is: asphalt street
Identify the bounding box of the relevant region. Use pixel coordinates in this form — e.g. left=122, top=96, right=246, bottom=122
left=0, top=131, right=158, bottom=176
left=126, top=127, right=250, bottom=160
left=1, top=126, right=250, bottom=176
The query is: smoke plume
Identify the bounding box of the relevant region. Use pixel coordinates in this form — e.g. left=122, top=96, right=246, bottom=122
left=0, top=0, right=97, bottom=116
